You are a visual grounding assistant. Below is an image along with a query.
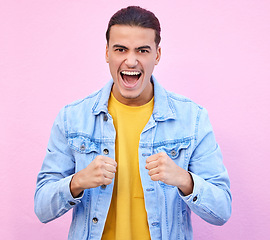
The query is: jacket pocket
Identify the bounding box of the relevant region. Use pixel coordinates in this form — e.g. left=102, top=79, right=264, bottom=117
left=154, top=140, right=190, bottom=160
left=154, top=140, right=191, bottom=188
left=68, top=135, right=100, bottom=154
left=68, top=134, right=100, bottom=171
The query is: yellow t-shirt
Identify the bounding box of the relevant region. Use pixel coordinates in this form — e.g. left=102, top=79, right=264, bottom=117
left=102, top=93, right=154, bottom=240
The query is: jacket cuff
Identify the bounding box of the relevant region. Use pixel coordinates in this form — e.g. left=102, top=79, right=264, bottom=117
left=60, top=175, right=84, bottom=207
left=178, top=172, right=204, bottom=205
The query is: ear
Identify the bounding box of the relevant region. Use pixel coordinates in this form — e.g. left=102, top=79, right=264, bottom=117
left=105, top=44, right=109, bottom=63
left=155, top=46, right=161, bottom=65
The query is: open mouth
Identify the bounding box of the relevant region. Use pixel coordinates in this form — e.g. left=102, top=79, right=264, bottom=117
left=120, top=70, right=142, bottom=88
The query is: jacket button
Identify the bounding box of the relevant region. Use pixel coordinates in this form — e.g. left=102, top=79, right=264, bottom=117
left=193, top=196, right=198, bottom=202
left=103, top=149, right=109, bottom=155
left=80, top=144, right=86, bottom=151
left=92, top=217, right=98, bottom=224
left=151, top=222, right=159, bottom=226
left=171, top=150, right=177, bottom=156
left=103, top=114, right=108, bottom=121
left=101, top=184, right=107, bottom=189
left=69, top=201, right=75, bottom=206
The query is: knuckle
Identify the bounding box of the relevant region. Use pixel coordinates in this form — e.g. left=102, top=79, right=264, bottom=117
left=98, top=161, right=106, bottom=169
left=96, top=169, right=104, bottom=177
left=160, top=157, right=166, bottom=164
left=105, top=179, right=112, bottom=185
left=94, top=178, right=101, bottom=186
left=95, top=155, right=102, bottom=161
left=159, top=152, right=166, bottom=157
left=95, top=162, right=102, bottom=169
left=151, top=175, right=158, bottom=181
left=159, top=166, right=165, bottom=172
left=99, top=175, right=106, bottom=183
left=159, top=172, right=165, bottom=180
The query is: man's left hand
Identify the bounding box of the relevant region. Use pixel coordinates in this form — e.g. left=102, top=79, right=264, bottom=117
left=145, top=152, right=194, bottom=196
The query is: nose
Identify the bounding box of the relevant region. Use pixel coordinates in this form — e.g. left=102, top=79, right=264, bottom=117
left=125, top=52, right=138, bottom=68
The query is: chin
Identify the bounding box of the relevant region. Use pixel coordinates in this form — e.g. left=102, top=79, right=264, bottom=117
left=120, top=91, right=141, bottom=100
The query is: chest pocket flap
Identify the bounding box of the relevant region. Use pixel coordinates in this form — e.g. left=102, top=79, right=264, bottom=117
left=156, top=141, right=190, bottom=159
left=68, top=135, right=100, bottom=154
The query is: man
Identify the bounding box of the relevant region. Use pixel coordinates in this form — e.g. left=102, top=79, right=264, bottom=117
left=35, top=6, right=232, bottom=240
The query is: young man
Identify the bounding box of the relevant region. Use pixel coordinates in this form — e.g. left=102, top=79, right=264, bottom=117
left=35, top=6, right=232, bottom=240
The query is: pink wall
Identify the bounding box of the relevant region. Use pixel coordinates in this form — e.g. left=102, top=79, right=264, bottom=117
left=1, top=1, right=270, bottom=239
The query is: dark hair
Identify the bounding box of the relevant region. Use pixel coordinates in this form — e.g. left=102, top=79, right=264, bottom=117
left=106, top=6, right=161, bottom=47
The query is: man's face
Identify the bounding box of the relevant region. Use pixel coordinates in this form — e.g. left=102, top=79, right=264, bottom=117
left=106, top=25, right=161, bottom=106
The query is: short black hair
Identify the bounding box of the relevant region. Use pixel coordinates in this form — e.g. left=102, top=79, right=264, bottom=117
left=106, top=6, right=161, bottom=47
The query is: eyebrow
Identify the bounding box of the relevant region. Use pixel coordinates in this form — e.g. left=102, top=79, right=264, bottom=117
left=136, top=45, right=152, bottom=51
left=112, top=44, right=152, bottom=51
left=112, top=44, right=128, bottom=49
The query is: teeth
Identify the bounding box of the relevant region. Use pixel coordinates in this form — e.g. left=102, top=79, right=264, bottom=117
left=121, top=71, right=140, bottom=76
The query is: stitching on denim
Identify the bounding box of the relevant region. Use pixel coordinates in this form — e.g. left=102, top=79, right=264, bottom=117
left=64, top=106, right=69, bottom=139
left=81, top=190, right=91, bottom=239
left=162, top=186, right=170, bottom=239
left=184, top=146, right=190, bottom=170
left=166, top=92, right=176, bottom=115
left=194, top=107, right=202, bottom=148
left=168, top=94, right=193, bottom=103
left=90, top=188, right=102, bottom=239
left=140, top=137, right=194, bottom=148
left=67, top=132, right=115, bottom=143
left=63, top=90, right=102, bottom=139
left=91, top=90, right=102, bottom=113
left=177, top=199, right=181, bottom=240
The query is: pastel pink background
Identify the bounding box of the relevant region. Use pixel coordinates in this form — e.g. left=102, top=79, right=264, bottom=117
left=1, top=1, right=270, bottom=239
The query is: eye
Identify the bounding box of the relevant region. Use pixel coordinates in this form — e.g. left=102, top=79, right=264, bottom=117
left=115, top=48, right=126, bottom=53
left=138, top=49, right=149, bottom=53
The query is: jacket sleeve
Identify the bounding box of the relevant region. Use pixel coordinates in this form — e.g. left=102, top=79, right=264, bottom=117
left=34, top=107, right=83, bottom=223
left=179, top=107, right=232, bottom=226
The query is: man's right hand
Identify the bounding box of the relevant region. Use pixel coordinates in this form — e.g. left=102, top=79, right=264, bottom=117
left=70, top=155, right=117, bottom=198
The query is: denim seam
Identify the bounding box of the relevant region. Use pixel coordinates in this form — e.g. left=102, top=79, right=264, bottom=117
left=162, top=186, right=169, bottom=239
left=91, top=90, right=103, bottom=113
left=177, top=199, right=181, bottom=240
left=90, top=188, right=102, bottom=239
left=82, top=190, right=91, bottom=239
left=67, top=132, right=114, bottom=143
left=140, top=137, right=194, bottom=148
left=167, top=93, right=176, bottom=115
left=194, top=107, right=202, bottom=147
left=167, top=93, right=193, bottom=103
left=64, top=105, right=69, bottom=139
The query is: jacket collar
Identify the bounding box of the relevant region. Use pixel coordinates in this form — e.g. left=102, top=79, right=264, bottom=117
left=91, top=79, right=113, bottom=115
left=92, top=76, right=176, bottom=121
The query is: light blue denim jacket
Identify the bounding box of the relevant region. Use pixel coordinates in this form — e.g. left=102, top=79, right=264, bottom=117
left=34, top=77, right=232, bottom=240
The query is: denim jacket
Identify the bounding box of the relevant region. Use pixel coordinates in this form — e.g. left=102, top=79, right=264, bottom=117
left=34, top=77, right=232, bottom=240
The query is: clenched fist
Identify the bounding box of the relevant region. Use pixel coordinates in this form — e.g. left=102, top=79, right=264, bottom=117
left=145, top=152, right=194, bottom=196
left=70, top=155, right=117, bottom=197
